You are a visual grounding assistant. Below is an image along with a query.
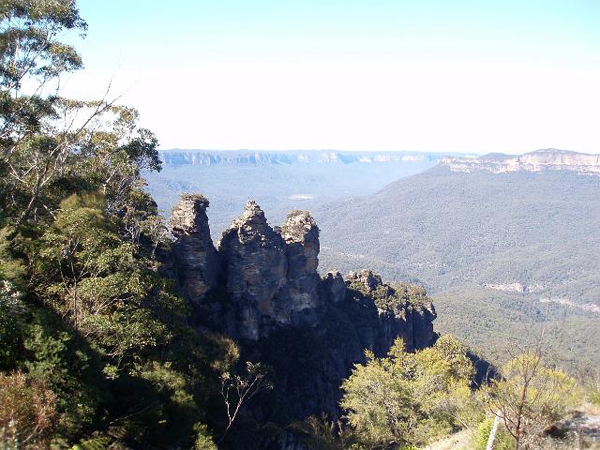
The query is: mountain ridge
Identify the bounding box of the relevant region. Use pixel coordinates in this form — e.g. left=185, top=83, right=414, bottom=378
left=158, top=149, right=459, bottom=166
left=315, top=160, right=600, bottom=365
left=441, top=148, right=600, bottom=175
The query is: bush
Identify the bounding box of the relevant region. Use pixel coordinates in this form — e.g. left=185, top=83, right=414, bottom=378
left=193, top=423, right=217, bottom=450
left=470, top=418, right=514, bottom=450
left=0, top=372, right=57, bottom=449
left=589, top=389, right=600, bottom=406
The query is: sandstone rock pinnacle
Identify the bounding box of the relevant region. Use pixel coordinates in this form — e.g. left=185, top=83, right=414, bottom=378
left=219, top=201, right=288, bottom=339
left=280, top=211, right=321, bottom=314
left=169, top=194, right=219, bottom=304
left=321, top=271, right=346, bottom=304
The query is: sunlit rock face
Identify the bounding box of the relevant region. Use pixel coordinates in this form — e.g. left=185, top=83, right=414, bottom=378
left=219, top=201, right=289, bottom=339
left=280, top=210, right=321, bottom=318
left=345, top=270, right=437, bottom=353
left=441, top=149, right=600, bottom=175
left=169, top=194, right=219, bottom=304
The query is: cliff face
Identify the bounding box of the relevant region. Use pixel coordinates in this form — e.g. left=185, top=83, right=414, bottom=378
left=219, top=201, right=289, bottom=339
left=440, top=148, right=600, bottom=175
left=168, top=194, right=219, bottom=304
left=158, top=149, right=443, bottom=166
left=216, top=202, right=324, bottom=339
left=169, top=194, right=436, bottom=348
left=168, top=193, right=437, bottom=441
left=345, top=270, right=437, bottom=354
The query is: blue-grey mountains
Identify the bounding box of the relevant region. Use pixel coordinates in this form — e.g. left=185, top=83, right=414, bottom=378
left=316, top=149, right=600, bottom=366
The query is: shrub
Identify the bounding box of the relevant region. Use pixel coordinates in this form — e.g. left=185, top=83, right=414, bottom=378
left=0, top=372, right=57, bottom=449
left=470, top=418, right=514, bottom=450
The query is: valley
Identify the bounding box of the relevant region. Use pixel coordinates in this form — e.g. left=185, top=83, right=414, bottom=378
left=148, top=148, right=600, bottom=368
left=146, top=150, right=451, bottom=239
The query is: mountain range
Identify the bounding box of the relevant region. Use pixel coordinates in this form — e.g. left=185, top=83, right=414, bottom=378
left=146, top=148, right=600, bottom=367
left=316, top=149, right=600, bottom=366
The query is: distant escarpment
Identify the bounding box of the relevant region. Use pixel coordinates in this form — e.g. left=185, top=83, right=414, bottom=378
left=441, top=148, right=600, bottom=175
left=167, top=193, right=437, bottom=433
left=159, top=149, right=444, bottom=166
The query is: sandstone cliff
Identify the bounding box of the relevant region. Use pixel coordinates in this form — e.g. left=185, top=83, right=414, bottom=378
left=169, top=194, right=436, bottom=347
left=169, top=194, right=219, bottom=304
left=440, top=148, right=600, bottom=175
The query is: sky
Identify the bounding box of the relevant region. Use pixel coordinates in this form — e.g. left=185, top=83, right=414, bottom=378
left=61, top=0, right=600, bottom=153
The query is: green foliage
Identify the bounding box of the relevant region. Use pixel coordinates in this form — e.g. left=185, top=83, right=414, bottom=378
left=341, top=335, right=483, bottom=448
left=470, top=418, right=514, bottom=450
left=0, top=279, right=25, bottom=369
left=33, top=193, right=172, bottom=365
left=71, top=435, right=113, bottom=450
left=485, top=352, right=581, bottom=448
left=193, top=423, right=218, bottom=450
left=0, top=3, right=234, bottom=448
left=23, top=315, right=106, bottom=435
left=291, top=415, right=354, bottom=450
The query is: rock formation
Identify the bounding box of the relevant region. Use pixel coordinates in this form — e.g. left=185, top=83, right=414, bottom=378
left=169, top=194, right=219, bottom=304
left=168, top=193, right=439, bottom=445
left=169, top=194, right=437, bottom=347
left=219, top=200, right=289, bottom=339
left=345, top=270, right=437, bottom=354
left=321, top=270, right=346, bottom=304
left=280, top=210, right=321, bottom=321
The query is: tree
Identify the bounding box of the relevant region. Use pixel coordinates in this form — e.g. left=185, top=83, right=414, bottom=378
left=0, top=0, right=160, bottom=236
left=0, top=278, right=24, bottom=368
left=340, top=336, right=482, bottom=449
left=1, top=0, right=86, bottom=224
left=341, top=348, right=416, bottom=448
left=485, top=350, right=581, bottom=450
left=219, top=361, right=272, bottom=442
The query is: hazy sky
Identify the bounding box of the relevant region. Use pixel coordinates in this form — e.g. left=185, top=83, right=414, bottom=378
left=63, top=0, right=600, bottom=153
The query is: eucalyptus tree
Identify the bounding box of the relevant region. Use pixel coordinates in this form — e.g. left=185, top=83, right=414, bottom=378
left=0, top=0, right=160, bottom=237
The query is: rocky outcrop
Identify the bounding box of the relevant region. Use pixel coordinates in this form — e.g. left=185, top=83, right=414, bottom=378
left=169, top=194, right=219, bottom=304
left=321, top=271, right=345, bottom=304
left=168, top=194, right=439, bottom=448
left=219, top=201, right=289, bottom=340
left=440, top=149, right=600, bottom=175
left=169, top=194, right=438, bottom=347
left=345, top=270, right=437, bottom=354
left=280, top=211, right=321, bottom=321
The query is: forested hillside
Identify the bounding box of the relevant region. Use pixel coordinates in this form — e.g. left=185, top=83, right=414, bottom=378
left=317, top=160, right=600, bottom=366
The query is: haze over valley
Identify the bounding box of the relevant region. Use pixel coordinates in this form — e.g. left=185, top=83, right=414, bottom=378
left=146, top=149, right=453, bottom=239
